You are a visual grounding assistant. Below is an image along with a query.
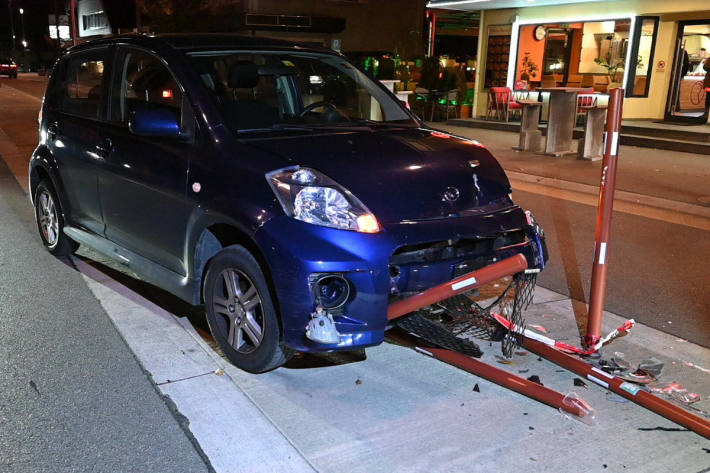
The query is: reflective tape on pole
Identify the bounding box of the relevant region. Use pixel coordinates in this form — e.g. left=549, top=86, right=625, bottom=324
left=585, top=87, right=624, bottom=348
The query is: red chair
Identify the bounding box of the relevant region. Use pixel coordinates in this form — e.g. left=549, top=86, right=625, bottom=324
left=576, top=88, right=597, bottom=125
left=487, top=87, right=522, bottom=122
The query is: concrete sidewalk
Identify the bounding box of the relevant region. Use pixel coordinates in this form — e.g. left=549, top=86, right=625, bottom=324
left=430, top=122, right=710, bottom=208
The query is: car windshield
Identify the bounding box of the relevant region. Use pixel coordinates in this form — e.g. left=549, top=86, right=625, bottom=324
left=187, top=50, right=416, bottom=132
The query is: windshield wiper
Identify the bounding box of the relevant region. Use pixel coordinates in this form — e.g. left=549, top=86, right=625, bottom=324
left=236, top=124, right=316, bottom=134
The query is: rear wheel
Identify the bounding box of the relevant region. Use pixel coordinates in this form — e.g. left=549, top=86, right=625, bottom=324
left=34, top=180, right=78, bottom=256
left=203, top=246, right=293, bottom=373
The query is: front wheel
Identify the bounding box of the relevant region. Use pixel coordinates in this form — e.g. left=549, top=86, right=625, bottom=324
left=34, top=180, right=78, bottom=255
left=203, top=246, right=293, bottom=373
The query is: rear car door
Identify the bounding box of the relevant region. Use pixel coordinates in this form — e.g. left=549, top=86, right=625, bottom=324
left=49, top=47, right=111, bottom=235
left=99, top=46, right=195, bottom=275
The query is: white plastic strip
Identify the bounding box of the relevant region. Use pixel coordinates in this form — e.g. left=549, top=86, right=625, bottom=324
left=598, top=242, right=607, bottom=265
left=587, top=375, right=610, bottom=389
left=451, top=276, right=477, bottom=291
left=523, top=329, right=556, bottom=346
left=592, top=367, right=614, bottom=380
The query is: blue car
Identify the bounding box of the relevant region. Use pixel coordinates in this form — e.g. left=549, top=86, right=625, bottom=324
left=30, top=34, right=546, bottom=372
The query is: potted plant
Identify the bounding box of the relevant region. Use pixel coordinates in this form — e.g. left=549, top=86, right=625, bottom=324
left=520, top=52, right=539, bottom=81
left=594, top=54, right=624, bottom=88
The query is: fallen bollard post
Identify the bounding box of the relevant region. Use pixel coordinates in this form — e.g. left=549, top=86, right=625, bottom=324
left=387, top=254, right=528, bottom=321
left=388, top=328, right=596, bottom=424
left=520, top=332, right=710, bottom=439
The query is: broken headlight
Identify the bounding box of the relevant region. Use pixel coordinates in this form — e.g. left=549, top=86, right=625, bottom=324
left=266, top=167, right=380, bottom=233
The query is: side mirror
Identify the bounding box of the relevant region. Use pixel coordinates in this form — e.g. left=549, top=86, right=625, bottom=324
left=129, top=107, right=180, bottom=137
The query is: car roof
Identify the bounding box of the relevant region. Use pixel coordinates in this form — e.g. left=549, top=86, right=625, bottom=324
left=67, top=33, right=338, bottom=56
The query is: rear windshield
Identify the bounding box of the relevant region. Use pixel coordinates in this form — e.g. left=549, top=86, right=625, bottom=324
left=187, top=50, right=415, bottom=132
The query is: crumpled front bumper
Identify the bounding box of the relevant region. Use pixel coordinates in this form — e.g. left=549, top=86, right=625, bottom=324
left=254, top=205, right=547, bottom=353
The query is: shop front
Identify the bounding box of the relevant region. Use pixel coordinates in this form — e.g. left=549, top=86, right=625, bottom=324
left=427, top=0, right=710, bottom=125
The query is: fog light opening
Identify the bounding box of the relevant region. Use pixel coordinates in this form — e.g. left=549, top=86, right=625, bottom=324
left=313, top=274, right=351, bottom=309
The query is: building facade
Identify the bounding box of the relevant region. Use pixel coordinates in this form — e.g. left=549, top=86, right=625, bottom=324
left=430, top=0, right=710, bottom=124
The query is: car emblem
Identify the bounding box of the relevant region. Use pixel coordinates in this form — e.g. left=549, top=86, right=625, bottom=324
left=443, top=186, right=460, bottom=202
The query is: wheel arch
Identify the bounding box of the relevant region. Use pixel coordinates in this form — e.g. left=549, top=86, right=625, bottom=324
left=194, top=222, right=285, bottom=333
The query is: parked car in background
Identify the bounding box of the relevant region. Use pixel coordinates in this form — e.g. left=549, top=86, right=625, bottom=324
left=30, top=34, right=547, bottom=373
left=0, top=58, right=18, bottom=78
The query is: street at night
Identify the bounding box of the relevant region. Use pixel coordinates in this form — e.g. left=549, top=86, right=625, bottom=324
left=1, top=1, right=710, bottom=472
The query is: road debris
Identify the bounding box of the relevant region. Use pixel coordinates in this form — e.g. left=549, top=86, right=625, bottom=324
left=473, top=384, right=480, bottom=392
left=495, top=355, right=515, bottom=364
left=214, top=368, right=225, bottom=376
left=355, top=378, right=363, bottom=385
left=574, top=378, right=588, bottom=388
left=529, top=324, right=547, bottom=333
left=638, top=358, right=664, bottom=377
left=527, top=375, right=543, bottom=386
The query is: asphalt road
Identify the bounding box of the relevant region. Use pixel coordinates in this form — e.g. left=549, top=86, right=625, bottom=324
left=514, top=189, right=710, bottom=346
left=0, top=143, right=209, bottom=470
left=1, top=74, right=708, bottom=349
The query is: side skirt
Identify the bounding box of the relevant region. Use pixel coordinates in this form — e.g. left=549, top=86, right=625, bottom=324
left=64, top=225, right=200, bottom=305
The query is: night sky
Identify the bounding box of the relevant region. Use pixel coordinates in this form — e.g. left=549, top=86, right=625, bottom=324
left=1, top=0, right=61, bottom=59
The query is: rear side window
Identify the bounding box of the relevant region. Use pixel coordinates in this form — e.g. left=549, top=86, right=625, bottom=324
left=112, top=49, right=182, bottom=124
left=61, top=49, right=107, bottom=119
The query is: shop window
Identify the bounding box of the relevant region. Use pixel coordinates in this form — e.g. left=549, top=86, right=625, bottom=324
left=626, top=17, right=659, bottom=98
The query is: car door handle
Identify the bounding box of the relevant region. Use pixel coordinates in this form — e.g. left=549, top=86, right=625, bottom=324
left=47, top=123, right=59, bottom=140
left=95, top=138, right=113, bottom=158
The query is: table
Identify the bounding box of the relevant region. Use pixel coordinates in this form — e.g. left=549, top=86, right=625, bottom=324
left=537, top=87, right=590, bottom=157
left=513, top=100, right=542, bottom=152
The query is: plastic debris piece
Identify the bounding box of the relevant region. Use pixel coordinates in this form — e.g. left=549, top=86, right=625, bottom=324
left=515, top=351, right=528, bottom=356
left=676, top=338, right=687, bottom=342
left=560, top=392, right=597, bottom=425
left=529, top=324, right=547, bottom=333
left=650, top=382, right=686, bottom=394
left=473, top=383, right=480, bottom=392
left=617, top=368, right=657, bottom=384
left=495, top=355, right=515, bottom=364
left=527, top=375, right=543, bottom=386
left=214, top=368, right=225, bottom=376
left=685, top=362, right=710, bottom=374
left=671, top=392, right=701, bottom=405
left=355, top=378, right=363, bottom=385
left=574, top=378, right=588, bottom=388
left=638, top=358, right=664, bottom=377
left=518, top=369, right=530, bottom=374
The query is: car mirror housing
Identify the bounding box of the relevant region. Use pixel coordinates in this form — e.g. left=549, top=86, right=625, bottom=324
left=129, top=107, right=181, bottom=138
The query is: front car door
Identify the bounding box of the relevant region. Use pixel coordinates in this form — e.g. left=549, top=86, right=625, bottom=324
left=49, top=47, right=111, bottom=235
left=99, top=46, right=196, bottom=275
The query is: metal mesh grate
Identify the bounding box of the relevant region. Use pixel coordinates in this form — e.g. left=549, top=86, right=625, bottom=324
left=424, top=272, right=537, bottom=358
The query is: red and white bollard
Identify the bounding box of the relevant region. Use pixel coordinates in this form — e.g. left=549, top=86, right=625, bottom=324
left=584, top=87, right=624, bottom=349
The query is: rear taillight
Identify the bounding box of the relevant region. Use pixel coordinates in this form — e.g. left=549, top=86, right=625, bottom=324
left=10, top=64, right=17, bottom=69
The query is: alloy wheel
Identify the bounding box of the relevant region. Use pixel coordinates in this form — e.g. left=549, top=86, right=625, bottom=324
left=212, top=269, right=264, bottom=354
left=37, top=190, right=59, bottom=247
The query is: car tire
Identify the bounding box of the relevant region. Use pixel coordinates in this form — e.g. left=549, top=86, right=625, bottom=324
left=34, top=180, right=79, bottom=256
left=203, top=245, right=294, bottom=373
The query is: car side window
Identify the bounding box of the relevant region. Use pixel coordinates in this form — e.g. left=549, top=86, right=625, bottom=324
left=113, top=49, right=182, bottom=124
left=61, top=50, right=107, bottom=119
